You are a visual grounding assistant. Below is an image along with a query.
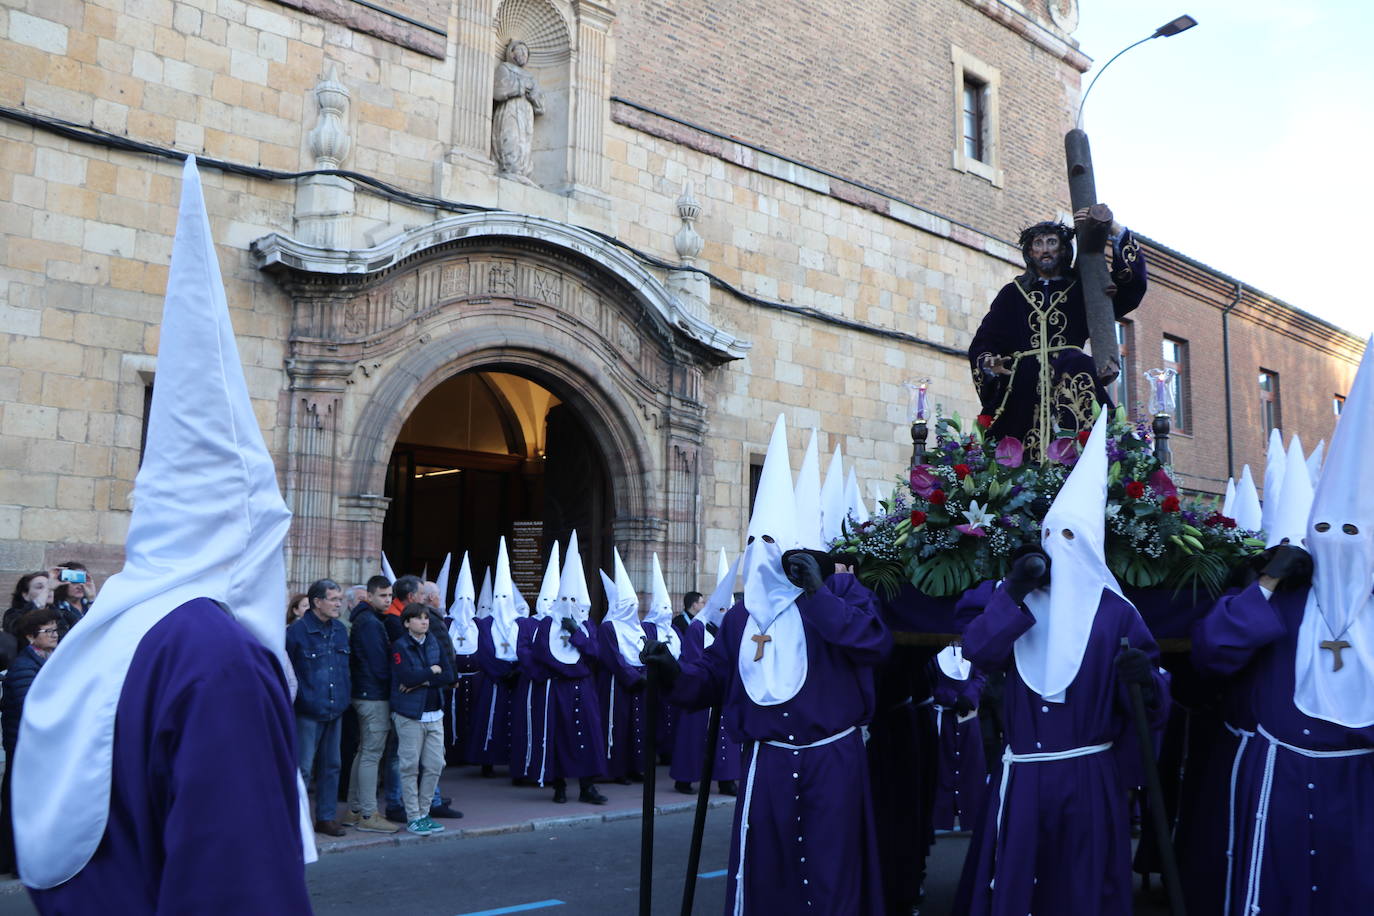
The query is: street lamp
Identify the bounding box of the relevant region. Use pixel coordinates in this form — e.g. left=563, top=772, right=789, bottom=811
left=1076, top=14, right=1197, bottom=129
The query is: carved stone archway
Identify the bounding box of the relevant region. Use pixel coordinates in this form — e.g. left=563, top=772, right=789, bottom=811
left=253, top=213, right=748, bottom=596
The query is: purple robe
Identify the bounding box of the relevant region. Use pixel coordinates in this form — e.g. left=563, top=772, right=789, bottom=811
left=596, top=619, right=648, bottom=779
left=467, top=616, right=516, bottom=766
left=530, top=618, right=607, bottom=780
left=448, top=651, right=481, bottom=764
left=643, top=620, right=679, bottom=761
left=670, top=620, right=743, bottom=783
left=670, top=573, right=892, bottom=915
left=510, top=616, right=550, bottom=781
left=932, top=660, right=988, bottom=831
left=27, top=599, right=310, bottom=914
left=955, top=586, right=1169, bottom=916
left=1192, top=582, right=1374, bottom=915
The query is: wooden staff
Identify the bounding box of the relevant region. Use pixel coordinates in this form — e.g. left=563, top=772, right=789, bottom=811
left=639, top=663, right=661, bottom=916
left=680, top=704, right=724, bottom=916
left=1064, top=129, right=1121, bottom=384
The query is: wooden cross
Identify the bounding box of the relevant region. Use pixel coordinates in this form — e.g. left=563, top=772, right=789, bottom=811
left=750, top=633, right=772, bottom=662
left=1320, top=639, right=1352, bottom=672
left=560, top=633, right=571, bottom=648
left=500, top=641, right=511, bottom=654
left=454, top=633, right=466, bottom=646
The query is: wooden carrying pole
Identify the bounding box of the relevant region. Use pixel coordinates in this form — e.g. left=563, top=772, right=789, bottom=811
left=1064, top=129, right=1122, bottom=384
left=680, top=705, right=724, bottom=916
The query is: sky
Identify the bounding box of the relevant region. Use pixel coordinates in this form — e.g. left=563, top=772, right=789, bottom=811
left=1072, top=0, right=1374, bottom=340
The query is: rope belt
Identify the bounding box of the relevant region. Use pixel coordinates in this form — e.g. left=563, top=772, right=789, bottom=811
left=764, top=726, right=856, bottom=751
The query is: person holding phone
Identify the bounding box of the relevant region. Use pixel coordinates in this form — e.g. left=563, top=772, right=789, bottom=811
left=51, top=563, right=94, bottom=633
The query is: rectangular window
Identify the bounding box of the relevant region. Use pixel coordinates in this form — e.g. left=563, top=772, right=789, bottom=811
left=747, top=455, right=765, bottom=515
left=950, top=47, right=1003, bottom=186
left=1161, top=335, right=1190, bottom=433
left=1334, top=394, right=1345, bottom=416
left=138, top=381, right=154, bottom=467
left=962, top=79, right=986, bottom=163
left=1259, top=370, right=1281, bottom=442
left=1113, top=321, right=1133, bottom=413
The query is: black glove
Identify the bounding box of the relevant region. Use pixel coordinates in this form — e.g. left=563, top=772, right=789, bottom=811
left=783, top=551, right=825, bottom=595
left=560, top=617, right=578, bottom=635
left=1115, top=647, right=1153, bottom=687
left=639, top=639, right=681, bottom=690
left=1261, top=544, right=1313, bottom=591
left=953, top=696, right=975, bottom=717
left=1003, top=547, right=1051, bottom=603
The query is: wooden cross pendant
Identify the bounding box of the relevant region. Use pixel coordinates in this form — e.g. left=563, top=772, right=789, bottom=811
left=500, top=642, right=511, bottom=653
left=560, top=634, right=571, bottom=648
left=455, top=634, right=466, bottom=646
left=750, top=633, right=772, bottom=662
left=1320, top=639, right=1352, bottom=672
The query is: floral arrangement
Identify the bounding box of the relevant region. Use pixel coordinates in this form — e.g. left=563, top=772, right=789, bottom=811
left=832, top=406, right=1264, bottom=600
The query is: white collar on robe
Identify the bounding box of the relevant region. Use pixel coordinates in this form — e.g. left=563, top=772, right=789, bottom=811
left=937, top=644, right=971, bottom=680
left=13, top=158, right=314, bottom=889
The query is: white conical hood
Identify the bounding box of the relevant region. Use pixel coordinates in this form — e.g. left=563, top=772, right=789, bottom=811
left=605, top=548, right=646, bottom=666
left=448, top=552, right=478, bottom=656
left=14, top=158, right=312, bottom=888
left=820, top=445, right=847, bottom=544
left=548, top=533, right=590, bottom=664
left=744, top=415, right=803, bottom=632
left=534, top=542, right=561, bottom=619
left=698, top=554, right=742, bottom=647
left=715, top=548, right=730, bottom=592
left=476, top=568, right=493, bottom=619
left=1265, top=435, right=1313, bottom=548
left=794, top=428, right=824, bottom=550
left=1016, top=410, right=1126, bottom=703
left=1234, top=465, right=1263, bottom=531
left=871, top=481, right=888, bottom=514
left=1261, top=428, right=1287, bottom=536
left=1222, top=478, right=1236, bottom=517
left=1295, top=338, right=1374, bottom=727
left=434, top=552, right=452, bottom=611
left=381, top=551, right=396, bottom=582
left=646, top=553, right=680, bottom=658
left=1307, top=439, right=1325, bottom=486
left=489, top=539, right=520, bottom=661
left=844, top=466, right=870, bottom=525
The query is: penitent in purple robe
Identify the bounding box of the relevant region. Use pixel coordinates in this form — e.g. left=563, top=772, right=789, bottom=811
left=596, top=619, right=648, bottom=779
left=448, top=651, right=481, bottom=764
left=28, top=599, right=310, bottom=914
left=670, top=573, right=891, bottom=915
left=467, top=616, right=516, bottom=767
left=954, top=586, right=1169, bottom=916
left=670, top=620, right=743, bottom=784
left=931, top=659, right=988, bottom=831
left=1191, top=582, right=1374, bottom=915
left=510, top=616, right=550, bottom=782
left=643, top=621, right=678, bottom=762
left=530, top=618, right=606, bottom=781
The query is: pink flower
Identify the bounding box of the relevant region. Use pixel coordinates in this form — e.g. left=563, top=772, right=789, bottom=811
left=909, top=465, right=939, bottom=498
left=955, top=524, right=986, bottom=537
left=994, top=436, right=1024, bottom=468
left=1046, top=437, right=1079, bottom=466
left=1148, top=469, right=1179, bottom=499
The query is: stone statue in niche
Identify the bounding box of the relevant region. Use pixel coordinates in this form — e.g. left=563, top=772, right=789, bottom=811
left=492, top=40, right=544, bottom=185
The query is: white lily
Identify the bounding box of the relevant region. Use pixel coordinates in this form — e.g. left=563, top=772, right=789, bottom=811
left=1105, top=503, right=1122, bottom=518
left=962, top=499, right=997, bottom=529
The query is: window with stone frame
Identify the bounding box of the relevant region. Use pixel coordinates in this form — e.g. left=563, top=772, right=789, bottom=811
left=1334, top=393, right=1345, bottom=416
left=1161, top=335, right=1190, bottom=433
left=1112, top=320, right=1134, bottom=413
left=1259, top=369, right=1281, bottom=443
left=950, top=47, right=1003, bottom=186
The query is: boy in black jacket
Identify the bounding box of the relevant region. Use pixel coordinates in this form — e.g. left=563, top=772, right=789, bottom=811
left=391, top=603, right=456, bottom=836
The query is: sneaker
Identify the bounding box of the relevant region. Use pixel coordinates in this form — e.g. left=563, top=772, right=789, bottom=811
left=357, top=813, right=400, bottom=834
left=341, top=809, right=362, bottom=826
left=406, top=818, right=435, bottom=836
left=428, top=803, right=463, bottom=819
left=420, top=816, right=446, bottom=834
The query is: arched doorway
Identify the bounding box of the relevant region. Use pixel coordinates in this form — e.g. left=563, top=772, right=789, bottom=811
left=382, top=369, right=613, bottom=605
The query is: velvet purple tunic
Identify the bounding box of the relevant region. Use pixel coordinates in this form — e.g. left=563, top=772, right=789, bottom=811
left=467, top=616, right=516, bottom=766
left=509, top=616, right=550, bottom=781
left=529, top=617, right=606, bottom=781
left=669, top=619, right=743, bottom=784
left=954, top=586, right=1169, bottom=916
left=448, top=651, right=481, bottom=764
left=1192, top=582, right=1374, bottom=915
left=27, top=599, right=311, bottom=914
left=670, top=573, right=892, bottom=915
left=931, top=660, right=988, bottom=831
left=596, top=619, right=648, bottom=779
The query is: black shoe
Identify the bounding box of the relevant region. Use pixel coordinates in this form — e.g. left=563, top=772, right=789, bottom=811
left=674, top=781, right=695, bottom=795
left=315, top=820, right=346, bottom=837
left=579, top=786, right=609, bottom=805
left=441, top=796, right=452, bottom=806
left=512, top=776, right=532, bottom=786
left=614, top=776, right=632, bottom=785
left=718, top=780, right=737, bottom=796
left=658, top=752, right=672, bottom=766
left=553, top=785, right=568, bottom=803
left=385, top=805, right=407, bottom=824
left=429, top=804, right=463, bottom=819
left=629, top=772, right=644, bottom=783
left=481, top=765, right=494, bottom=778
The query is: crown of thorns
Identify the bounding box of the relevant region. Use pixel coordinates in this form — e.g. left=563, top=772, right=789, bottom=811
left=1017, top=221, right=1074, bottom=252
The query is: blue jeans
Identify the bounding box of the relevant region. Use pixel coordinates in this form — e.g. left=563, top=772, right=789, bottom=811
left=296, top=713, right=343, bottom=824
left=384, top=729, right=442, bottom=808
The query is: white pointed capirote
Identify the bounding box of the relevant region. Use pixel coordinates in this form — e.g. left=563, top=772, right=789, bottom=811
left=1306, top=439, right=1325, bottom=486
left=820, top=444, right=847, bottom=544
left=549, top=531, right=592, bottom=664
left=534, top=541, right=561, bottom=619
left=1265, top=435, right=1313, bottom=549
left=937, top=644, right=972, bottom=681
left=698, top=554, right=743, bottom=648
left=489, top=539, right=521, bottom=661
left=844, top=466, right=870, bottom=525
left=448, top=552, right=479, bottom=656
left=434, top=552, right=452, bottom=611
left=715, top=548, right=731, bottom=594
left=1234, top=465, right=1263, bottom=532
left=1295, top=336, right=1374, bottom=728
left=476, top=567, right=494, bottom=619
left=794, top=428, right=824, bottom=550
left=741, top=414, right=807, bottom=706
left=1015, top=409, right=1127, bottom=704
left=645, top=553, right=681, bottom=658
left=871, top=481, right=888, bottom=514
left=1261, top=428, right=1287, bottom=536
left=13, top=157, right=313, bottom=888
left=382, top=551, right=396, bottom=582
left=605, top=548, right=647, bottom=666
left=1222, top=478, right=1237, bottom=518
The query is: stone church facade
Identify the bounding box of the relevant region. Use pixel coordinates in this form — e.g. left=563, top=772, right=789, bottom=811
left=0, top=0, right=1361, bottom=595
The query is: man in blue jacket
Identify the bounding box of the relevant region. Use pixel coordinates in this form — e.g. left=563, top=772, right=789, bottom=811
left=343, top=576, right=398, bottom=834
left=391, top=604, right=456, bottom=836
left=286, top=578, right=351, bottom=837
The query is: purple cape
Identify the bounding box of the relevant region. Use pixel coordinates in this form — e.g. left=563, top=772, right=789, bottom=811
left=669, top=619, right=743, bottom=783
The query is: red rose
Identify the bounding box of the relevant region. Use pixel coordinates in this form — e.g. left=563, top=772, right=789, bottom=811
left=1125, top=481, right=1146, bottom=499
left=909, top=510, right=927, bottom=526
left=929, top=489, right=948, bottom=506
left=977, top=414, right=994, bottom=429
left=1076, top=429, right=1091, bottom=445
left=1162, top=495, right=1181, bottom=512
left=953, top=463, right=972, bottom=480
